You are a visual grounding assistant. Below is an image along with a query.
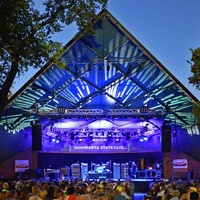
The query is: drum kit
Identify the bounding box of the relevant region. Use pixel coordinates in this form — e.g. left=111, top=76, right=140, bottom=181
left=91, top=161, right=111, bottom=174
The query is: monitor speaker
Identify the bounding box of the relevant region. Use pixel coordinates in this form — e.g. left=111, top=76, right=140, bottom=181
left=32, top=124, right=42, bottom=151
left=161, top=125, right=171, bottom=152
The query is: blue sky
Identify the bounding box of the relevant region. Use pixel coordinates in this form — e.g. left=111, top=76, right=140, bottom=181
left=13, top=0, right=200, bottom=99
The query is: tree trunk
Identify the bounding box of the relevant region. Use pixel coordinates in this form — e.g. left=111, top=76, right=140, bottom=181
left=0, top=60, right=19, bottom=121
left=0, top=90, right=8, bottom=121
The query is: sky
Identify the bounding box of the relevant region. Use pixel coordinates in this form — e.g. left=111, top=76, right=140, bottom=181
left=13, top=0, right=200, bottom=99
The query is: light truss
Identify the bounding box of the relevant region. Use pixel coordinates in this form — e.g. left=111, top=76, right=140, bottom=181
left=37, top=108, right=161, bottom=116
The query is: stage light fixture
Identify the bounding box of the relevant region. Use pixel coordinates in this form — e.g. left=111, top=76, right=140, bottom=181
left=56, top=139, right=60, bottom=143
left=88, top=132, right=93, bottom=140
left=58, top=106, right=65, bottom=114
left=107, top=132, right=112, bottom=138
left=143, top=136, right=148, bottom=141
left=140, top=105, right=148, bottom=113
left=4, top=125, right=7, bottom=130
left=139, top=137, right=144, bottom=142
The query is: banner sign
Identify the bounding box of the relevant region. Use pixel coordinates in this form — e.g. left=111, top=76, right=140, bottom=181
left=15, top=160, right=29, bottom=172
left=173, top=159, right=188, bottom=172
left=48, top=135, right=161, bottom=153
left=173, top=159, right=188, bottom=169
left=68, top=144, right=129, bottom=153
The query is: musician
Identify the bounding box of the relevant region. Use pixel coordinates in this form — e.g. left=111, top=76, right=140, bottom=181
left=131, top=162, right=138, bottom=179
left=153, top=162, right=162, bottom=170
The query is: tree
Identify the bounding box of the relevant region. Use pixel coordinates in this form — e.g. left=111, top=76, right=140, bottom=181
left=0, top=0, right=108, bottom=120
left=188, top=48, right=200, bottom=123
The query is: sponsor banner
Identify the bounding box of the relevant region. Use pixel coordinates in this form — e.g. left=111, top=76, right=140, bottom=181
left=15, top=160, right=29, bottom=172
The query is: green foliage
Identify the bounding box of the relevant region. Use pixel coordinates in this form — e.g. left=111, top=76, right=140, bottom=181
left=0, top=0, right=108, bottom=88
left=0, top=0, right=107, bottom=119
left=193, top=102, right=200, bottom=124
left=188, top=48, right=200, bottom=90
left=188, top=48, right=200, bottom=124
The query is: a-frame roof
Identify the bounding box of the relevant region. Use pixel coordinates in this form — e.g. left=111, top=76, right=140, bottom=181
left=1, top=9, right=198, bottom=137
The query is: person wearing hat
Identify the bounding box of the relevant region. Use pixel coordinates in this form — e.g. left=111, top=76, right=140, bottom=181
left=115, top=185, right=126, bottom=200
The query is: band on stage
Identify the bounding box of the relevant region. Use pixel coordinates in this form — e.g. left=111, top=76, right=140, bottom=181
left=39, top=161, right=162, bottom=180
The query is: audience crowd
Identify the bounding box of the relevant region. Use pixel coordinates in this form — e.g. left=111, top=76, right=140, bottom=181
left=0, top=178, right=134, bottom=200
left=143, top=178, right=200, bottom=200
left=0, top=177, right=200, bottom=200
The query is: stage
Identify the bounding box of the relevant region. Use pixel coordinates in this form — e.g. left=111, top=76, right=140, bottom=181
left=12, top=161, right=162, bottom=193
left=86, top=177, right=156, bottom=193
left=130, top=178, right=155, bottom=192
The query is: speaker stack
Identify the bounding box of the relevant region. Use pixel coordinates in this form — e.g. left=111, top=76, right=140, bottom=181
left=32, top=124, right=42, bottom=151
left=161, top=125, right=172, bottom=152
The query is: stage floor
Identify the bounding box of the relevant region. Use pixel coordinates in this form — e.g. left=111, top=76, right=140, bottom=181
left=134, top=193, right=147, bottom=200
left=80, top=177, right=155, bottom=193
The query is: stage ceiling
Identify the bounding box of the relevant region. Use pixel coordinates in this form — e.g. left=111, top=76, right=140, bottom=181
left=1, top=9, right=199, bottom=141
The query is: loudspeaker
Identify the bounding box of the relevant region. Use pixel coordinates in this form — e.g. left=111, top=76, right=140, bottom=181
left=32, top=124, right=42, bottom=151
left=161, top=125, right=172, bottom=152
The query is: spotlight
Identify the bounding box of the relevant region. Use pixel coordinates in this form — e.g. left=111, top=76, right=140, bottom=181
left=143, top=136, right=148, bottom=141
left=139, top=137, right=144, bottom=142
left=107, top=132, right=113, bottom=142
left=107, top=132, right=112, bottom=138
left=88, top=132, right=93, bottom=141
left=56, top=139, right=60, bottom=143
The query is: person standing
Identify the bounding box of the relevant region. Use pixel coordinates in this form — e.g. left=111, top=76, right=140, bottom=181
left=131, top=162, right=138, bottom=179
